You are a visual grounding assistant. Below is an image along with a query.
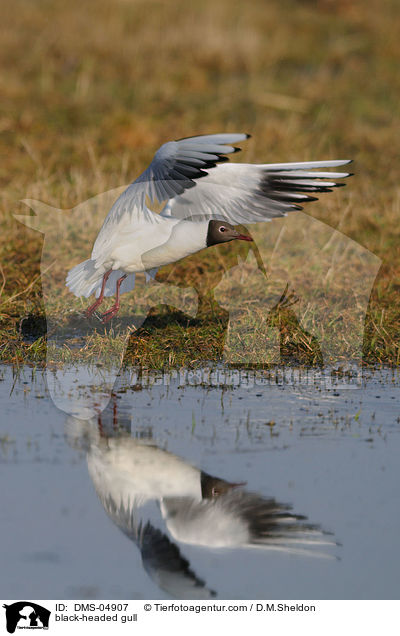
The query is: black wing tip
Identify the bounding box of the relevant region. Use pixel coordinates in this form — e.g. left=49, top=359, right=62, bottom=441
left=232, top=133, right=251, bottom=151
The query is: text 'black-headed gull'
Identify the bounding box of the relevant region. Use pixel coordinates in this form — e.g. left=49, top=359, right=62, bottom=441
left=66, top=134, right=352, bottom=322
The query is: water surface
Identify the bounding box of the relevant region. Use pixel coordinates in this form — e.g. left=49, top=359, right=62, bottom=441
left=1, top=365, right=399, bottom=599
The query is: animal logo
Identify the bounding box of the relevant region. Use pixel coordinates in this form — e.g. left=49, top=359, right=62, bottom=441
left=3, top=602, right=50, bottom=633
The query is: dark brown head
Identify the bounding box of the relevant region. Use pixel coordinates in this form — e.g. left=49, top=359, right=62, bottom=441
left=201, top=471, right=247, bottom=499
left=206, top=220, right=253, bottom=247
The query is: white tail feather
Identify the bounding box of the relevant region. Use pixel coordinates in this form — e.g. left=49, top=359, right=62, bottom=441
left=66, top=260, right=136, bottom=298
left=66, top=259, right=102, bottom=298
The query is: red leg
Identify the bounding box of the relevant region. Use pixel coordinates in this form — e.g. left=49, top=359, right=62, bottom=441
left=112, top=393, right=118, bottom=430
left=97, top=413, right=105, bottom=437
left=85, top=269, right=112, bottom=318
left=101, top=274, right=127, bottom=323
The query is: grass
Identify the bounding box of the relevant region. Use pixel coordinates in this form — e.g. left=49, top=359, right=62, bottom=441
left=1, top=0, right=399, bottom=369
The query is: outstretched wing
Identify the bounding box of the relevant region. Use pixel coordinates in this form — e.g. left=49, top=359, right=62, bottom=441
left=98, top=494, right=215, bottom=598
left=167, top=159, right=353, bottom=225
left=91, top=133, right=249, bottom=261
left=138, top=522, right=216, bottom=599
left=136, top=133, right=250, bottom=202
left=162, top=491, right=337, bottom=557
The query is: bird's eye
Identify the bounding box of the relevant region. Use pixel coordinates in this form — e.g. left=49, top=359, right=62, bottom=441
left=219, top=226, right=226, bottom=232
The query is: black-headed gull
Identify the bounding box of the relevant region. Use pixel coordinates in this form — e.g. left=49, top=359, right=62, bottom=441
left=66, top=133, right=352, bottom=322
left=65, top=416, right=336, bottom=596
left=67, top=418, right=336, bottom=555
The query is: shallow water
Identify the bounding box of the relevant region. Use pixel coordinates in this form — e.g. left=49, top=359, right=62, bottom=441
left=1, top=365, right=399, bottom=599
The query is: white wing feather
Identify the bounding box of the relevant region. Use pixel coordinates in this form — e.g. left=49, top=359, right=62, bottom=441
left=168, top=160, right=352, bottom=224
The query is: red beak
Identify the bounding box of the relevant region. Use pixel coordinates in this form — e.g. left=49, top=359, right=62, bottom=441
left=235, top=234, right=253, bottom=242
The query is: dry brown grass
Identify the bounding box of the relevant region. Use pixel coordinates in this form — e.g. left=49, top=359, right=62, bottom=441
left=0, top=0, right=399, bottom=367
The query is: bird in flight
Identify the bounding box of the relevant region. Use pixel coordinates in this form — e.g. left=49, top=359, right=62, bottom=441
left=66, top=133, right=352, bottom=322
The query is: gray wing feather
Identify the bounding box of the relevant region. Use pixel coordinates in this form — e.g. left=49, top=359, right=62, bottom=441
left=91, top=133, right=250, bottom=261
left=163, top=491, right=336, bottom=556
left=168, top=160, right=352, bottom=224
left=135, top=133, right=250, bottom=203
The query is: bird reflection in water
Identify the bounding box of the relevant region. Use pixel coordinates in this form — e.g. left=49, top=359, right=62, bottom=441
left=66, top=407, right=337, bottom=599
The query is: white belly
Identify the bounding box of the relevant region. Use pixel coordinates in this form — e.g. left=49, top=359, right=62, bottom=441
left=87, top=440, right=203, bottom=506
left=108, top=218, right=208, bottom=272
